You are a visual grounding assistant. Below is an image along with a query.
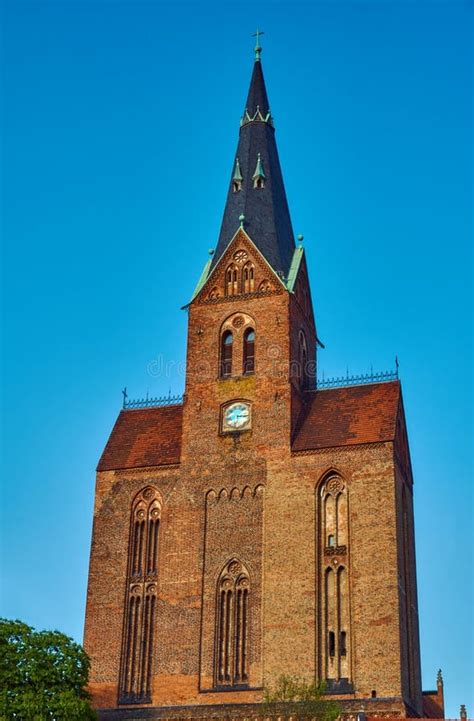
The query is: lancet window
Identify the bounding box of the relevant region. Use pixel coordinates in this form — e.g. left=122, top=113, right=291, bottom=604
left=215, top=559, right=250, bottom=687
left=220, top=330, right=233, bottom=378
left=226, top=265, right=239, bottom=296
left=119, top=487, right=161, bottom=704
left=243, top=328, right=255, bottom=375
left=242, top=263, right=255, bottom=293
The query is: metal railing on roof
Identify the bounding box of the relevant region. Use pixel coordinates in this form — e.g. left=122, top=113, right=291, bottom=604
left=121, top=363, right=399, bottom=408
left=316, top=367, right=398, bottom=390
left=122, top=388, right=183, bottom=410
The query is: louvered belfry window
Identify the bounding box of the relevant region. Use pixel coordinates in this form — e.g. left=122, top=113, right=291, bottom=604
left=119, top=488, right=161, bottom=705
left=215, top=559, right=250, bottom=687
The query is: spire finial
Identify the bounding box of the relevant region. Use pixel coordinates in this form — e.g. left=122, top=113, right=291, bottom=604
left=252, top=28, right=264, bottom=62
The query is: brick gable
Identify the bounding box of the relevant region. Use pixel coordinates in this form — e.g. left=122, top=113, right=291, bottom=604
left=195, top=229, right=284, bottom=306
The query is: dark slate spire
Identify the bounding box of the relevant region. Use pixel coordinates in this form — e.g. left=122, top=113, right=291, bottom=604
left=244, top=59, right=270, bottom=118
left=211, top=48, right=295, bottom=278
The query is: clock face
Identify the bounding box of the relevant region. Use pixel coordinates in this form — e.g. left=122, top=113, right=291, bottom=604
left=223, top=402, right=251, bottom=432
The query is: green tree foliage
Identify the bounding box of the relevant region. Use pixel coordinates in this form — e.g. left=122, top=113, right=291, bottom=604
left=263, top=675, right=341, bottom=721
left=0, top=618, right=96, bottom=721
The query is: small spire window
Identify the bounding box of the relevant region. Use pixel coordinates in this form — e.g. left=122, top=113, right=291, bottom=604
left=220, top=331, right=233, bottom=378
left=243, top=328, right=255, bottom=375
left=232, top=157, right=243, bottom=192
left=252, top=153, right=266, bottom=189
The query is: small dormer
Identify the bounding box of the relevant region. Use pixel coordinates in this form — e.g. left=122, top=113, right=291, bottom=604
left=232, top=157, right=243, bottom=193
left=252, top=153, right=266, bottom=189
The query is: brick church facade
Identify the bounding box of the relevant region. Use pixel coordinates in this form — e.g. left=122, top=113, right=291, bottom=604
left=84, top=43, right=444, bottom=720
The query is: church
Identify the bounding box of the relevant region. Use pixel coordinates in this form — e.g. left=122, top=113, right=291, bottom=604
left=84, top=39, right=445, bottom=720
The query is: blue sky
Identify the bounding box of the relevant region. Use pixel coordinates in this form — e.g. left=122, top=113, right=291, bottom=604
left=1, top=0, right=472, bottom=715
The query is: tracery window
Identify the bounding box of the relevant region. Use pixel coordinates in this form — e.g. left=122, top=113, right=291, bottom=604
left=318, top=475, right=351, bottom=686
left=215, top=559, right=250, bottom=687
left=119, top=487, right=161, bottom=705
left=220, top=330, right=233, bottom=378
left=243, top=328, right=255, bottom=375
left=219, top=313, right=255, bottom=380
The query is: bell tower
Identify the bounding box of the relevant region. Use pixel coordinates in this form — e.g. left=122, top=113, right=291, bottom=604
left=180, top=42, right=317, bottom=462
left=84, top=36, right=432, bottom=721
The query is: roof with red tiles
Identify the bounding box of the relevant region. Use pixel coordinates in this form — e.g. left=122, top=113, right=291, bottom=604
left=97, top=381, right=401, bottom=471
left=292, top=381, right=401, bottom=452
left=97, top=405, right=183, bottom=471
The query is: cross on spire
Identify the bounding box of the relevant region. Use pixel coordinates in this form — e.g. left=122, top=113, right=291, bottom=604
left=252, top=28, right=264, bottom=61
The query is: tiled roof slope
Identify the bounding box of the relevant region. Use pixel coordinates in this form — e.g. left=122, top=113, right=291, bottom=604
left=97, top=405, right=183, bottom=471
left=292, top=381, right=400, bottom=451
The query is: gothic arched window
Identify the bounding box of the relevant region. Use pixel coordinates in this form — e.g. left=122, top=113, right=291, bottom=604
left=318, top=475, right=351, bottom=686
left=215, top=559, right=250, bottom=687
left=220, top=330, right=233, bottom=378
left=226, top=264, right=239, bottom=296
left=242, top=263, right=255, bottom=293
left=119, top=487, right=161, bottom=705
left=243, top=328, right=255, bottom=375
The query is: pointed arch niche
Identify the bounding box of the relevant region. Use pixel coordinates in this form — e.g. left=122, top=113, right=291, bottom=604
left=119, top=487, right=162, bottom=705
left=317, top=474, right=352, bottom=690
